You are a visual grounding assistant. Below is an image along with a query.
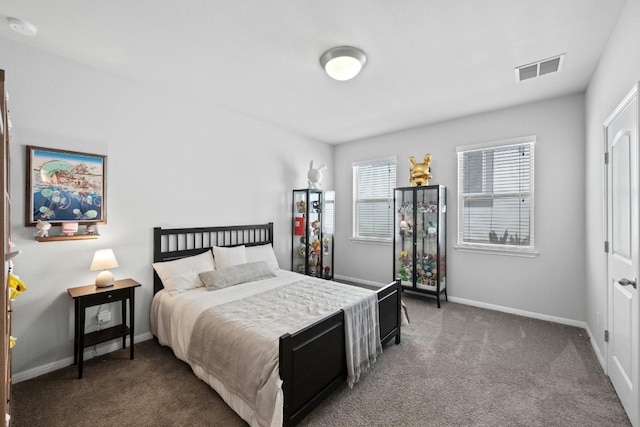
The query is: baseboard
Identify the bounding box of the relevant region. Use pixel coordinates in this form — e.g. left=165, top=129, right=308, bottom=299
left=584, top=324, right=606, bottom=372
left=448, top=296, right=587, bottom=328
left=435, top=295, right=606, bottom=372
left=337, top=274, right=591, bottom=329
left=438, top=295, right=606, bottom=374
left=12, top=332, right=153, bottom=384
left=334, top=274, right=386, bottom=288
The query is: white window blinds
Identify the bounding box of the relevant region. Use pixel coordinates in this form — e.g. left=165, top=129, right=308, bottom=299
left=352, top=157, right=397, bottom=241
left=457, top=137, right=535, bottom=252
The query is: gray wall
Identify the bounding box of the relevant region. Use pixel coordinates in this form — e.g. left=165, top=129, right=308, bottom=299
left=334, top=93, right=587, bottom=323
left=1, top=37, right=333, bottom=378
left=584, top=0, right=640, bottom=366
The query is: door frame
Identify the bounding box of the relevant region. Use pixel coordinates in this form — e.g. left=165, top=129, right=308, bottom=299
left=603, top=81, right=639, bottom=426
left=603, top=82, right=640, bottom=372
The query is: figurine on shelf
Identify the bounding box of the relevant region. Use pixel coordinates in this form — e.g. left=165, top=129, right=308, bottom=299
left=311, top=219, right=320, bottom=235
left=427, top=221, right=437, bottom=238
left=401, top=220, right=413, bottom=237
left=61, top=222, right=79, bottom=236
left=296, top=200, right=306, bottom=213
left=408, top=153, right=432, bottom=187
left=398, top=265, right=411, bottom=282
left=416, top=264, right=427, bottom=284
left=307, top=160, right=327, bottom=190
left=35, top=219, right=51, bottom=238
left=323, top=237, right=330, bottom=255
left=85, top=224, right=96, bottom=235
left=294, top=216, right=305, bottom=235
left=6, top=239, right=20, bottom=265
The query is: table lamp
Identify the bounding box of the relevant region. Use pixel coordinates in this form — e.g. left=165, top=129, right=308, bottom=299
left=90, top=249, right=119, bottom=287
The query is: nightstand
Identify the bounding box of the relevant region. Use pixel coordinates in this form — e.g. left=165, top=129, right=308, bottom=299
left=67, top=278, right=141, bottom=379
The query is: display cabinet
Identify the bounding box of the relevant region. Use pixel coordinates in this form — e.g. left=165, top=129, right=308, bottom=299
left=292, top=189, right=334, bottom=279
left=393, top=185, right=447, bottom=307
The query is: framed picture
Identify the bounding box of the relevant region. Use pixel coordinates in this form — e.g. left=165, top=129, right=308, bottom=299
left=26, top=146, right=106, bottom=226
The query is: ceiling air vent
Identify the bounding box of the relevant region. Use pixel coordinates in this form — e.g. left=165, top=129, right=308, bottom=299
left=515, top=54, right=565, bottom=82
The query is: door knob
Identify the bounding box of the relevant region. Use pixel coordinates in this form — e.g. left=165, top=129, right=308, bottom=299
left=618, top=278, right=638, bottom=289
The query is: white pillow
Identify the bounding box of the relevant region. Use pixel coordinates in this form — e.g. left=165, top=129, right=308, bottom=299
left=213, top=245, right=246, bottom=270
left=245, top=244, right=279, bottom=272
left=152, top=250, right=215, bottom=295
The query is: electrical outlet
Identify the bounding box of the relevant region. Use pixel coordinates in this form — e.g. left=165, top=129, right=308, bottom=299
left=97, top=310, right=111, bottom=323
left=596, top=311, right=600, bottom=326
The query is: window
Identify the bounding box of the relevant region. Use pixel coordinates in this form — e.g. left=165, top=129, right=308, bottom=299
left=457, top=136, right=535, bottom=255
left=352, top=157, right=397, bottom=242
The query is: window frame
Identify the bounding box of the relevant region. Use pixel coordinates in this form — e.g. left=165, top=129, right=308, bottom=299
left=352, top=156, right=397, bottom=244
left=455, top=136, right=537, bottom=257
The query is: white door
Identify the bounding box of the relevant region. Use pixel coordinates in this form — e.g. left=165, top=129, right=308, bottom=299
left=606, top=83, right=639, bottom=427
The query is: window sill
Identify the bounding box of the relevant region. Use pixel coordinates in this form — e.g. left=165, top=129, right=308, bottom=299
left=455, top=244, right=538, bottom=258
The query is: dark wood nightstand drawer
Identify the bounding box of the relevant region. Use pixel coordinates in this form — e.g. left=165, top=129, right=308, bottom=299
left=81, top=288, right=130, bottom=306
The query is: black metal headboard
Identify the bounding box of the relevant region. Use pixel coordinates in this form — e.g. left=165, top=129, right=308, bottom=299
left=152, top=222, right=274, bottom=294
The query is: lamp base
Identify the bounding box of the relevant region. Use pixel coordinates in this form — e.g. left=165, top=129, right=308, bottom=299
left=95, top=270, right=114, bottom=287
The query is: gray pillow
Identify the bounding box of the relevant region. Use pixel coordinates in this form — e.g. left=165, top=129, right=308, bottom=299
left=199, top=261, right=276, bottom=290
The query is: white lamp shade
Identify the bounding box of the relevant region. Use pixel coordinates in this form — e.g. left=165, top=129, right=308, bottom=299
left=90, top=249, right=119, bottom=270
left=90, top=249, right=119, bottom=287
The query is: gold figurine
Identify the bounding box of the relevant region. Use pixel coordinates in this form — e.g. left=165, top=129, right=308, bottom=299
left=409, top=153, right=432, bottom=186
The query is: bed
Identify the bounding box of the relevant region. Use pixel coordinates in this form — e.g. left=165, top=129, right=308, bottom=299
left=150, top=223, right=402, bottom=426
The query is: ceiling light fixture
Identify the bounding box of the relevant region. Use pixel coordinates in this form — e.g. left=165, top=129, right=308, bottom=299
left=320, top=46, right=367, bottom=81
left=7, top=17, right=38, bottom=37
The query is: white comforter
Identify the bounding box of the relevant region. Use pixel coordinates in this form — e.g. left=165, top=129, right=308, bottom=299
left=150, top=270, right=381, bottom=427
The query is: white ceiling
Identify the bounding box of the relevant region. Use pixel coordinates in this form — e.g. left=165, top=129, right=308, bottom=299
left=0, top=1, right=627, bottom=144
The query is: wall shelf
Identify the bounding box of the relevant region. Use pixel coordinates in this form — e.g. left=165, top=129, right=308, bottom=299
left=36, top=234, right=100, bottom=242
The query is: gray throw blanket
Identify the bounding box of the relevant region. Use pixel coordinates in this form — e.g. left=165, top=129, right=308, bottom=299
left=344, top=291, right=382, bottom=387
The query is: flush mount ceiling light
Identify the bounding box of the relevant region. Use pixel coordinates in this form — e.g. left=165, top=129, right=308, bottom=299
left=7, top=17, right=38, bottom=37
left=320, top=46, right=367, bottom=81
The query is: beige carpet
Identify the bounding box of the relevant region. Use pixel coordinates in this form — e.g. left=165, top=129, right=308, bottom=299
left=11, top=294, right=631, bottom=426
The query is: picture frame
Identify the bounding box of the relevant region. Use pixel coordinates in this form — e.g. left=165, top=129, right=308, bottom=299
left=26, top=146, right=106, bottom=226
